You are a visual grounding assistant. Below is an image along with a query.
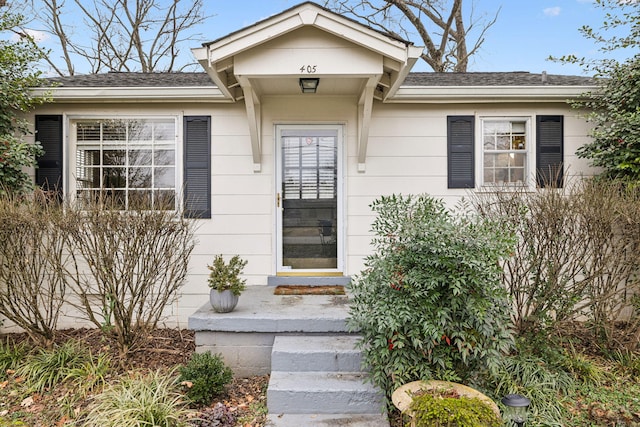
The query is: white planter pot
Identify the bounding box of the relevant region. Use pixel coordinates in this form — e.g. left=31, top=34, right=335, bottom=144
left=209, top=289, right=239, bottom=313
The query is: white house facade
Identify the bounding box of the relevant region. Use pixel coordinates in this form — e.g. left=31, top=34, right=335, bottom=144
left=28, top=2, right=596, bottom=327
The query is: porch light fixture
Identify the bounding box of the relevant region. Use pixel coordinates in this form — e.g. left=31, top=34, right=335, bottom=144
left=299, top=78, right=320, bottom=93
left=501, top=394, right=531, bottom=427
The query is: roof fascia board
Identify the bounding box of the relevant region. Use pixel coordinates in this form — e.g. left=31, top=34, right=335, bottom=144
left=207, top=14, right=306, bottom=62
left=387, top=85, right=596, bottom=103
left=312, top=14, right=411, bottom=62
left=206, top=5, right=412, bottom=64
left=33, top=87, right=230, bottom=103
left=384, top=46, right=423, bottom=100
left=197, top=58, right=235, bottom=100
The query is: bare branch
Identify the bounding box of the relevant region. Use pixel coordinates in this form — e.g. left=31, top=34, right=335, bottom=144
left=324, top=0, right=500, bottom=72
left=23, top=0, right=209, bottom=75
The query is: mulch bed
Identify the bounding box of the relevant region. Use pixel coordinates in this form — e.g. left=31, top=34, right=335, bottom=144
left=0, top=328, right=269, bottom=426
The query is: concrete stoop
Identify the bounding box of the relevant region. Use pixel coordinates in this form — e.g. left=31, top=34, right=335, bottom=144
left=265, top=413, right=389, bottom=427
left=266, top=335, right=389, bottom=427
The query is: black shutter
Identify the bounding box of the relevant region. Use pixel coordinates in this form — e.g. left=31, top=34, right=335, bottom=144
left=447, top=115, right=475, bottom=188
left=183, top=116, right=211, bottom=218
left=35, top=115, right=63, bottom=198
left=536, top=115, right=564, bottom=188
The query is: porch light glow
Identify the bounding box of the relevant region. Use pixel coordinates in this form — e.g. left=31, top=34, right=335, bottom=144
left=501, top=394, right=531, bottom=427
left=299, top=78, right=320, bottom=93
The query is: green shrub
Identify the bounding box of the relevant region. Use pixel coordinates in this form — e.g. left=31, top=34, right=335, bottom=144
left=349, top=194, right=516, bottom=401
left=83, top=369, right=189, bottom=427
left=410, top=392, right=501, bottom=427
left=178, top=352, right=233, bottom=406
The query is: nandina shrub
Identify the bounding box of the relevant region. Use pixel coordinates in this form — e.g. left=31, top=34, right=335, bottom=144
left=348, top=194, right=515, bottom=401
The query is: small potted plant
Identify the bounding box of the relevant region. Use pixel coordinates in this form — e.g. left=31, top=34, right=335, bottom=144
left=207, top=254, right=248, bottom=313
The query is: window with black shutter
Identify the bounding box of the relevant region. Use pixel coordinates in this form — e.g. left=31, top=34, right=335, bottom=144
left=183, top=116, right=211, bottom=219
left=35, top=115, right=63, bottom=198
left=447, top=116, right=475, bottom=188
left=536, top=115, right=564, bottom=188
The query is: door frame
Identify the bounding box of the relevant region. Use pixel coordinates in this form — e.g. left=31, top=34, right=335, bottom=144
left=275, top=123, right=345, bottom=274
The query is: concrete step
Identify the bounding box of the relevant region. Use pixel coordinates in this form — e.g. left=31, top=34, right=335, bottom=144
left=271, top=335, right=362, bottom=372
left=267, top=370, right=384, bottom=415
left=265, top=413, right=389, bottom=427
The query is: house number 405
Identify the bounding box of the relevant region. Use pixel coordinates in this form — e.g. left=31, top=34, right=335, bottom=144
left=300, top=65, right=317, bottom=73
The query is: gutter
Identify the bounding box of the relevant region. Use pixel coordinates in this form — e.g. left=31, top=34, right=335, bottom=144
left=386, top=85, right=597, bottom=103
left=31, top=86, right=231, bottom=103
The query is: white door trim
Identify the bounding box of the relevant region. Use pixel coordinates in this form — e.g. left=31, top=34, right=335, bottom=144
left=275, top=123, right=344, bottom=274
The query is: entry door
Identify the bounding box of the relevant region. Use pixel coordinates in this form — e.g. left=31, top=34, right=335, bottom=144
left=276, top=125, right=342, bottom=272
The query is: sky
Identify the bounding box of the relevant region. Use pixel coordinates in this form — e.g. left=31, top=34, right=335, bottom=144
left=13, top=0, right=638, bottom=76
left=193, top=0, right=634, bottom=76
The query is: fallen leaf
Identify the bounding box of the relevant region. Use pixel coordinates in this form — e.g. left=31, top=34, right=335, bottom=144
left=180, top=380, right=193, bottom=388
left=0, top=380, right=8, bottom=389
left=21, top=396, right=34, bottom=408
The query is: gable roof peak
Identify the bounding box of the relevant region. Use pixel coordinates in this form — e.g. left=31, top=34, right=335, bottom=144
left=201, top=1, right=412, bottom=49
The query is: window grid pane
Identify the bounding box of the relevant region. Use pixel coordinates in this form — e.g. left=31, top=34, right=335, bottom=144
left=482, top=119, right=528, bottom=185
left=282, top=136, right=337, bottom=200
left=75, top=119, right=176, bottom=209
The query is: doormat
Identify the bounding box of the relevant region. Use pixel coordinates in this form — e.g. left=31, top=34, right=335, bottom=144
left=274, top=285, right=346, bottom=295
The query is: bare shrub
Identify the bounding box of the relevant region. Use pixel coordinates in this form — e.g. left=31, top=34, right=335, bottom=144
left=473, top=179, right=640, bottom=350
left=63, top=195, right=197, bottom=357
left=578, top=180, right=640, bottom=347
left=0, top=191, right=69, bottom=347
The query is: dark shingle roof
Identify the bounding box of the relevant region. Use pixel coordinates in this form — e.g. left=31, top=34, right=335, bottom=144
left=46, top=71, right=596, bottom=88
left=47, top=72, right=215, bottom=87
left=403, top=72, right=595, bottom=86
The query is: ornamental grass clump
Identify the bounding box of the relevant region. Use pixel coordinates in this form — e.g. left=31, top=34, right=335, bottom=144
left=83, top=369, right=189, bottom=427
left=349, top=194, right=516, bottom=401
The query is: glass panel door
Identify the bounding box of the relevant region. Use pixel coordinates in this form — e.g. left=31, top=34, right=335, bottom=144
left=278, top=127, right=340, bottom=271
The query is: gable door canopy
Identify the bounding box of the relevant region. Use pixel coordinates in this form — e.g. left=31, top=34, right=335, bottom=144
left=192, top=1, right=423, bottom=172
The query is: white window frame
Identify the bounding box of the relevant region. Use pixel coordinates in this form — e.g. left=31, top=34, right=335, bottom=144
left=479, top=116, right=532, bottom=188
left=66, top=115, right=181, bottom=210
